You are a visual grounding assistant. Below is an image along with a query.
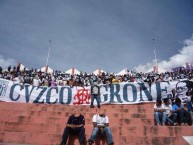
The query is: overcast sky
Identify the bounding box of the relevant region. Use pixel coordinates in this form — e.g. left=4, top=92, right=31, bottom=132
left=0, top=0, right=193, bottom=73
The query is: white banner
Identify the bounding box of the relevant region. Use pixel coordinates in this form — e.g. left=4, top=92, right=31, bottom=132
left=0, top=78, right=191, bottom=105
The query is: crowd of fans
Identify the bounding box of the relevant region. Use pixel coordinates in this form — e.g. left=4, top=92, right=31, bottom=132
left=1, top=65, right=193, bottom=126
left=0, top=65, right=193, bottom=87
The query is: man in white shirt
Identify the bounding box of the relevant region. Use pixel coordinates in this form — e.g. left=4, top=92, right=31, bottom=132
left=88, top=108, right=114, bottom=145
left=163, top=98, right=177, bottom=125
left=33, top=75, right=41, bottom=86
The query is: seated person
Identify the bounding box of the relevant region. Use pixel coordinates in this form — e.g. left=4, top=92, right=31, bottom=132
left=186, top=96, right=193, bottom=123
left=154, top=99, right=166, bottom=126
left=172, top=98, right=192, bottom=126
left=60, top=109, right=85, bottom=145
left=163, top=98, right=177, bottom=125
left=88, top=108, right=114, bottom=145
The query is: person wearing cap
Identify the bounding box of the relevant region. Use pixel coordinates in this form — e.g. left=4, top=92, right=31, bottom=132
left=88, top=108, right=114, bottom=145
left=90, top=80, right=101, bottom=108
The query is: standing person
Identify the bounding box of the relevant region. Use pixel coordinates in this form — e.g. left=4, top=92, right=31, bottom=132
left=163, top=98, right=177, bottom=125
left=50, top=76, right=57, bottom=86
left=171, top=89, right=177, bottom=105
left=0, top=66, right=2, bottom=73
left=88, top=108, right=114, bottom=145
left=154, top=99, right=166, bottom=126
left=60, top=109, right=85, bottom=145
left=32, top=75, right=41, bottom=87
left=90, top=80, right=101, bottom=108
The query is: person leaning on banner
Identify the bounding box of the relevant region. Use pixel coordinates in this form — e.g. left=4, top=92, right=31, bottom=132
left=60, top=109, right=85, bottom=145
left=90, top=80, right=101, bottom=108
left=88, top=108, right=114, bottom=145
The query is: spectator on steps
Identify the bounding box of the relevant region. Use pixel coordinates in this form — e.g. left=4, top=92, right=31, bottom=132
left=50, top=76, right=57, bottom=86
left=154, top=99, right=166, bottom=126
left=171, top=89, right=177, bottom=105
left=90, top=80, right=101, bottom=108
left=185, top=96, right=193, bottom=123
left=172, top=98, right=192, bottom=126
left=32, top=75, right=41, bottom=87
left=163, top=98, right=177, bottom=125
left=88, top=108, right=114, bottom=145
left=60, top=108, right=85, bottom=145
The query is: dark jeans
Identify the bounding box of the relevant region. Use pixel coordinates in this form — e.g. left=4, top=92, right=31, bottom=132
left=90, top=94, right=101, bottom=107
left=60, top=127, right=85, bottom=145
left=176, top=109, right=192, bottom=125
left=166, top=113, right=177, bottom=125
left=89, top=127, right=114, bottom=145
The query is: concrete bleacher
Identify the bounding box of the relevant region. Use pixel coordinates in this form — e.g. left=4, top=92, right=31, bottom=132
left=0, top=102, right=192, bottom=145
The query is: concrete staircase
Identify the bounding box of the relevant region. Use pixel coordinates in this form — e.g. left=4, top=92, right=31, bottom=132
left=0, top=102, right=192, bottom=145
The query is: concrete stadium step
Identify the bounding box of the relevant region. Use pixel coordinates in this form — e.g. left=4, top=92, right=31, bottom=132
left=0, top=114, right=155, bottom=128
left=0, top=107, right=154, bottom=116
left=0, top=143, right=31, bottom=145
left=121, top=126, right=193, bottom=137
left=0, top=110, right=154, bottom=120
left=119, top=136, right=190, bottom=145
left=0, top=113, right=154, bottom=127
left=0, top=131, right=190, bottom=145
left=2, top=124, right=193, bottom=144
left=3, top=122, right=63, bottom=134
left=0, top=102, right=154, bottom=113
left=0, top=131, right=61, bottom=145
left=0, top=115, right=69, bottom=124
left=0, top=126, right=121, bottom=145
left=119, top=118, right=155, bottom=126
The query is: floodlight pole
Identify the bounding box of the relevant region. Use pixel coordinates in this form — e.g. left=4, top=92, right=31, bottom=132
left=46, top=40, right=51, bottom=67
left=45, top=40, right=51, bottom=73
left=153, top=38, right=158, bottom=72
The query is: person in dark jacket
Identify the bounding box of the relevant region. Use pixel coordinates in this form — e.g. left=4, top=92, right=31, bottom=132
left=60, top=109, right=85, bottom=145
left=186, top=96, right=193, bottom=123
left=172, top=98, right=192, bottom=126
left=90, top=80, right=101, bottom=108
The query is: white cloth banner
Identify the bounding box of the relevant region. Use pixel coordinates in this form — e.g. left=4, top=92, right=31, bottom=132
left=0, top=78, right=191, bottom=105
